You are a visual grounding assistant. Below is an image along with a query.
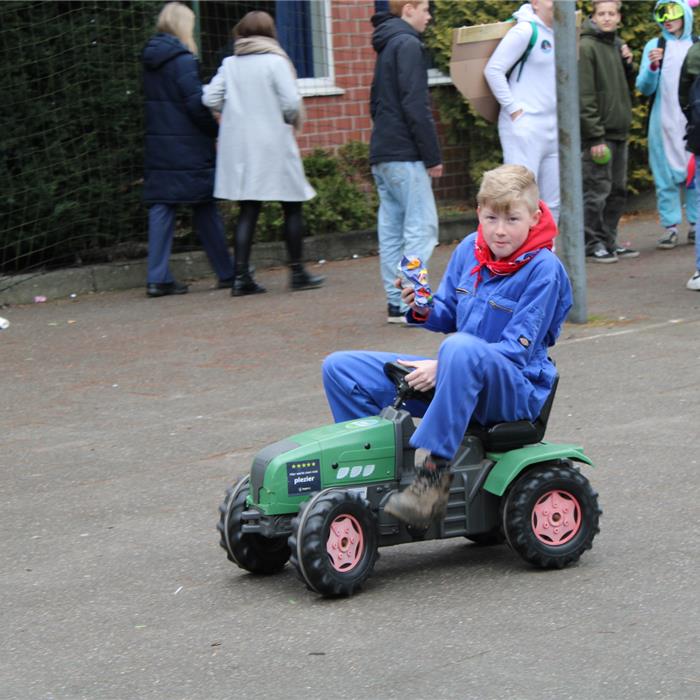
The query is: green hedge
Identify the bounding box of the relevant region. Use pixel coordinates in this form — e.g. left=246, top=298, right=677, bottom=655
left=424, top=0, right=664, bottom=197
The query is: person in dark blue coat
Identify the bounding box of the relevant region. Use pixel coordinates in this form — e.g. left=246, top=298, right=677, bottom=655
left=141, top=1, right=234, bottom=297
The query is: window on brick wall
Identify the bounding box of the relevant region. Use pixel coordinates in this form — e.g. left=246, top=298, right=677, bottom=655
left=197, top=0, right=340, bottom=96
left=278, top=0, right=340, bottom=96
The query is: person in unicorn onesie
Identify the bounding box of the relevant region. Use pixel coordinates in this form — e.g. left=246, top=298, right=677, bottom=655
left=637, top=0, right=699, bottom=250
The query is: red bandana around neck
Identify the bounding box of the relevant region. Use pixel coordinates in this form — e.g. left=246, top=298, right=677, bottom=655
left=470, top=200, right=558, bottom=287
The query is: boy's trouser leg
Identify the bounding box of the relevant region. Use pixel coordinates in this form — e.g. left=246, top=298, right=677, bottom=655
left=695, top=170, right=700, bottom=271
left=601, top=140, right=628, bottom=249
left=322, top=350, right=430, bottom=423
left=538, top=148, right=560, bottom=223
left=410, top=334, right=539, bottom=460
left=582, top=148, right=613, bottom=253
left=649, top=129, right=684, bottom=228
left=147, top=203, right=176, bottom=284
left=372, top=162, right=437, bottom=310
left=402, top=162, right=438, bottom=267
left=192, top=201, right=235, bottom=282
left=684, top=177, right=697, bottom=229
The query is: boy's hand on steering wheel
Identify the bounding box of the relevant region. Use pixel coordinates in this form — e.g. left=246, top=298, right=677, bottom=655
left=396, top=358, right=438, bottom=392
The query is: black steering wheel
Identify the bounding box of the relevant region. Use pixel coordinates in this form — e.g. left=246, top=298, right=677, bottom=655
left=383, top=361, right=435, bottom=406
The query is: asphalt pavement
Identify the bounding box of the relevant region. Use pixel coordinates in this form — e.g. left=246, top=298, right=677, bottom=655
left=1, top=209, right=699, bottom=700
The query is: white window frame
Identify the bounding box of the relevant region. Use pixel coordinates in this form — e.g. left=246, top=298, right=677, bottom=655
left=296, top=0, right=345, bottom=97
left=428, top=67, right=452, bottom=87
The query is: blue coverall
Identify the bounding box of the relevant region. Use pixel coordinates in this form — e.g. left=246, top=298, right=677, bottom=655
left=323, top=233, right=573, bottom=460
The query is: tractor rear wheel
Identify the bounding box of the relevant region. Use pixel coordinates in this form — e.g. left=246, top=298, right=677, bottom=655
left=217, top=476, right=290, bottom=574
left=503, top=463, right=601, bottom=569
left=289, top=490, right=378, bottom=597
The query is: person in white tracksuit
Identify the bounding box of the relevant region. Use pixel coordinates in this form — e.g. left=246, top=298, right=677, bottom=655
left=484, top=1, right=559, bottom=222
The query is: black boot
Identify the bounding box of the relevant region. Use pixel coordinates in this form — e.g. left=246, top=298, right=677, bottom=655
left=231, top=265, right=266, bottom=297
left=290, top=263, right=324, bottom=291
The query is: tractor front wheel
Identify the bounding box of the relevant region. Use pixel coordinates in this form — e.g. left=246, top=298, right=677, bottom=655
left=289, top=490, right=378, bottom=597
left=217, top=476, right=290, bottom=574
left=503, top=464, right=601, bottom=569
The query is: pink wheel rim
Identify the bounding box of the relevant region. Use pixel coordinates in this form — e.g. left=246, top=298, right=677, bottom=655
left=531, top=489, right=581, bottom=546
left=326, top=514, right=364, bottom=572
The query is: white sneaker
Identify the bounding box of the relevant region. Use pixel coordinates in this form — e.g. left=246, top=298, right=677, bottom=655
left=686, top=271, right=700, bottom=291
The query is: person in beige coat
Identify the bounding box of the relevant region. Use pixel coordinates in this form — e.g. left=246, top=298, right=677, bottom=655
left=202, top=11, right=323, bottom=295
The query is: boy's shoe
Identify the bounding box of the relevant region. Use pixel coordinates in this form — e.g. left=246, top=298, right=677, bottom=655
left=587, top=245, right=617, bottom=263
left=688, top=229, right=696, bottom=245
left=290, top=264, right=325, bottom=291
left=384, top=456, right=452, bottom=528
left=614, top=246, right=640, bottom=259
left=686, top=270, right=700, bottom=291
left=146, top=281, right=189, bottom=297
left=657, top=230, right=678, bottom=249
left=387, top=304, right=406, bottom=324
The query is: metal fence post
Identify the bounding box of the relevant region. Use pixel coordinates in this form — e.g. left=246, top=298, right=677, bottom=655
left=554, top=1, right=587, bottom=323
left=192, top=0, right=202, bottom=54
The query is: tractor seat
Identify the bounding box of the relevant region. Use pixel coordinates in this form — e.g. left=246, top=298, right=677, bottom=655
left=466, top=375, right=559, bottom=452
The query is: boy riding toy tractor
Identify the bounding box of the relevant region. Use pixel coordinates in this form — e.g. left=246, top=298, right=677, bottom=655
left=217, top=165, right=601, bottom=597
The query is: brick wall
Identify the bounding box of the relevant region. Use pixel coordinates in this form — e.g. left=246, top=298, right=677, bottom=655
left=298, top=0, right=470, bottom=202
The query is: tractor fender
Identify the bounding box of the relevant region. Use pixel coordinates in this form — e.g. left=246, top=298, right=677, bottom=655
left=483, top=442, right=593, bottom=497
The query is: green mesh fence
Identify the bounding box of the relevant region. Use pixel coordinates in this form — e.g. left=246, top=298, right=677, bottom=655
left=0, top=0, right=310, bottom=290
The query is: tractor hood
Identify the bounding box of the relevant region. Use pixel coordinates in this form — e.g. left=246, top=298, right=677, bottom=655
left=249, top=417, right=398, bottom=515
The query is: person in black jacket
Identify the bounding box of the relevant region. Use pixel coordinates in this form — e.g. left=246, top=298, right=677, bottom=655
left=369, top=1, right=442, bottom=324
left=141, top=2, right=235, bottom=297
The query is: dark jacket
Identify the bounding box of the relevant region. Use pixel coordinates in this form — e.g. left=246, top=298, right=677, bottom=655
left=141, top=33, right=218, bottom=204
left=369, top=13, right=441, bottom=167
left=578, top=18, right=634, bottom=145
left=679, top=41, right=700, bottom=115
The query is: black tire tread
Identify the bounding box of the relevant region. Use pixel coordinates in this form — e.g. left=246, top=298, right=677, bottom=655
left=504, top=464, right=601, bottom=570
left=217, top=477, right=290, bottom=575
left=289, top=490, right=379, bottom=597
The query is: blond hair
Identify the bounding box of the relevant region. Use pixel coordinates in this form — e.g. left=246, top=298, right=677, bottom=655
left=156, top=2, right=198, bottom=55
left=476, top=164, right=540, bottom=214
left=591, top=0, right=622, bottom=13
left=389, top=1, right=422, bottom=17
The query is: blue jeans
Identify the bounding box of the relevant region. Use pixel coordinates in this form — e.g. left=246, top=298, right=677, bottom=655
left=695, top=170, right=700, bottom=272
left=147, top=202, right=234, bottom=284
left=371, top=162, right=438, bottom=309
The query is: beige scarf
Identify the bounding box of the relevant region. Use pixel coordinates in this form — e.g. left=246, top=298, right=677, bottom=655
left=234, top=36, right=305, bottom=130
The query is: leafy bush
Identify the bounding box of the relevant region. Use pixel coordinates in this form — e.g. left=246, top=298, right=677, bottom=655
left=0, top=0, right=155, bottom=273
left=424, top=0, right=664, bottom=195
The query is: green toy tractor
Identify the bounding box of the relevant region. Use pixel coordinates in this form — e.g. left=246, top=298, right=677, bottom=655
left=217, top=362, right=601, bottom=597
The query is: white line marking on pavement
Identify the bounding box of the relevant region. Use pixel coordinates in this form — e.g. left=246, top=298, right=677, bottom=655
left=558, top=318, right=698, bottom=345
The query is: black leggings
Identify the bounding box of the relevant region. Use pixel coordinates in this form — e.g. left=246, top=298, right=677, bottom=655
left=235, top=201, right=304, bottom=268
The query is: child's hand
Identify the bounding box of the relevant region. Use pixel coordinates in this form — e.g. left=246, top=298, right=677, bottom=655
left=591, top=143, right=607, bottom=160
left=395, top=277, right=417, bottom=308
left=396, top=359, right=438, bottom=392
left=648, top=46, right=664, bottom=67
left=620, top=43, right=633, bottom=64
